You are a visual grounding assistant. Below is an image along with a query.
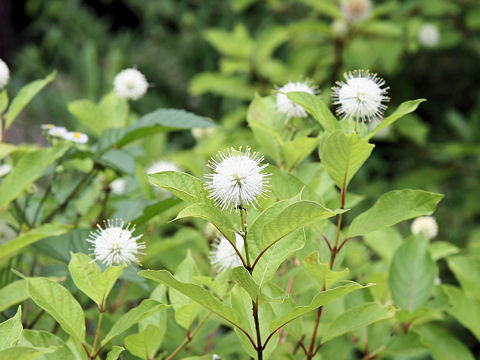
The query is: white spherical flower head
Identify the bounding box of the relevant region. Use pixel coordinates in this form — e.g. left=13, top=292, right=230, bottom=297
left=206, top=148, right=270, bottom=211
left=418, top=24, right=440, bottom=47
left=110, top=178, right=127, bottom=195
left=0, top=164, right=11, bottom=177
left=341, top=0, right=372, bottom=23
left=0, top=59, right=10, bottom=89
left=276, top=81, right=316, bottom=119
left=411, top=216, right=438, bottom=240
left=88, top=219, right=145, bottom=266
left=113, top=68, right=148, bottom=100
left=47, top=126, right=68, bottom=138
left=332, top=70, right=389, bottom=123
left=64, top=131, right=88, bottom=144
left=211, top=233, right=244, bottom=271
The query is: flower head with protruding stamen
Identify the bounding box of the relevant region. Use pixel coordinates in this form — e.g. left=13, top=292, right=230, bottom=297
left=276, top=81, right=317, bottom=119
left=332, top=70, right=389, bottom=123
left=206, top=148, right=270, bottom=212
left=113, top=68, right=148, bottom=100
left=411, top=216, right=438, bottom=240
left=87, top=219, right=145, bottom=266
left=210, top=233, right=244, bottom=271
left=0, top=59, right=10, bottom=90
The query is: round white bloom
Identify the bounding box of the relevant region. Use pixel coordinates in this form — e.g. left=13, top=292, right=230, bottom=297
left=211, top=233, right=244, bottom=271
left=276, top=81, right=316, bottom=119
left=332, top=70, right=389, bottom=123
left=0, top=59, right=10, bottom=89
left=418, top=24, right=440, bottom=47
left=191, top=127, right=216, bottom=141
left=212, top=355, right=221, bottom=360
left=87, top=219, right=145, bottom=266
left=0, top=164, right=11, bottom=177
left=206, top=148, right=270, bottom=211
left=146, top=160, right=180, bottom=175
left=331, top=19, right=349, bottom=38
left=110, top=178, right=126, bottom=195
left=64, top=131, right=88, bottom=144
left=341, top=0, right=372, bottom=23
left=411, top=216, right=438, bottom=240
left=113, top=68, right=148, bottom=100
left=47, top=126, right=68, bottom=138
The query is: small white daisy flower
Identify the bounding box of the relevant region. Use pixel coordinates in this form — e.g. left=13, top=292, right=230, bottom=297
left=113, top=68, right=148, bottom=101
left=0, top=164, right=11, bottom=177
left=191, top=127, right=216, bottom=141
left=40, top=124, right=55, bottom=130
left=341, top=0, right=372, bottom=23
left=332, top=70, right=389, bottom=123
left=146, top=160, right=180, bottom=175
left=64, top=131, right=88, bottom=144
left=211, top=233, right=244, bottom=271
left=276, top=81, right=316, bottom=119
left=206, top=148, right=270, bottom=211
left=47, top=126, right=68, bottom=138
left=418, top=24, right=440, bottom=48
left=110, top=178, right=126, bottom=195
left=0, top=59, right=10, bottom=90
left=411, top=216, right=438, bottom=240
left=87, top=219, right=145, bottom=266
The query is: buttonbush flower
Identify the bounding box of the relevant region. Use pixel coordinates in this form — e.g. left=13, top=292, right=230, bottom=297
left=110, top=178, right=126, bottom=195
left=146, top=160, right=180, bottom=175
left=211, top=233, right=244, bottom=271
left=276, top=81, right=316, bottom=119
left=0, top=59, right=10, bottom=89
left=206, top=148, right=270, bottom=211
left=113, top=68, right=148, bottom=100
left=418, top=24, right=440, bottom=47
left=341, top=0, right=372, bottom=23
left=88, top=219, right=145, bottom=266
left=411, top=216, right=438, bottom=240
left=0, top=164, right=11, bottom=177
left=64, top=131, right=88, bottom=144
left=332, top=70, right=389, bottom=123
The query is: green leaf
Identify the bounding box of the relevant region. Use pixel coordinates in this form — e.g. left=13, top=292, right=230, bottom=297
left=175, top=203, right=237, bottom=243
left=415, top=324, right=474, bottom=360
left=447, top=254, right=480, bottom=301
left=105, top=346, right=124, bottom=360
left=365, top=99, right=426, bottom=140
left=231, top=267, right=281, bottom=303
left=101, top=299, right=169, bottom=346
left=303, top=252, right=349, bottom=288
left=68, top=252, right=123, bottom=308
left=321, top=131, right=374, bottom=189
left=0, top=143, right=70, bottom=210
left=383, top=333, right=426, bottom=356
left=348, top=190, right=444, bottom=238
left=98, top=108, right=216, bottom=151
left=0, top=223, right=71, bottom=264
left=0, top=143, right=16, bottom=160
left=139, top=270, right=242, bottom=328
left=5, top=71, right=56, bottom=131
left=20, top=330, right=75, bottom=360
left=0, top=347, right=48, bottom=360
left=322, top=303, right=395, bottom=343
left=286, top=92, right=340, bottom=132
left=147, top=172, right=206, bottom=204
left=125, top=325, right=161, bottom=359
left=269, top=281, right=369, bottom=332
left=0, top=306, right=22, bottom=350
left=203, top=24, right=253, bottom=59
left=388, top=237, right=437, bottom=312
left=442, top=285, right=480, bottom=341
left=25, top=277, right=85, bottom=344
left=0, top=90, right=8, bottom=114
left=282, top=136, right=320, bottom=170
left=189, top=72, right=254, bottom=99
left=429, top=241, right=459, bottom=261
left=0, top=280, right=28, bottom=312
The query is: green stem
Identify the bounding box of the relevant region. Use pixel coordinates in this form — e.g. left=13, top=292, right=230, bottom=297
left=240, top=208, right=251, bottom=268
left=91, top=307, right=104, bottom=359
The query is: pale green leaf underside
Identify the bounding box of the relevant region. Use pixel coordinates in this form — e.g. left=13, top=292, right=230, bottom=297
left=147, top=171, right=206, bottom=204
left=0, top=306, right=22, bottom=350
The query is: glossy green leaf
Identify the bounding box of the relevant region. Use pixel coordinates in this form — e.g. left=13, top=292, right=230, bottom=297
left=447, top=254, right=480, bottom=301
left=322, top=302, right=395, bottom=343
left=429, top=241, right=459, bottom=261
left=282, top=136, right=320, bottom=170
left=231, top=267, right=281, bottom=303
left=0, top=143, right=70, bottom=210
left=68, top=252, right=123, bottom=308
left=0, top=223, right=71, bottom=264
left=0, top=306, right=22, bottom=350
left=269, top=281, right=369, bottom=332
left=25, top=277, right=85, bottom=344
left=204, top=24, right=253, bottom=59
left=0, top=347, right=48, bottom=360
left=303, top=252, right=349, bottom=288
left=388, top=237, right=437, bottom=311
left=101, top=299, right=169, bottom=346
left=0, top=280, right=28, bottom=312
left=321, top=131, right=374, bottom=189
left=286, top=92, right=340, bottom=132
left=147, top=171, right=206, bottom=204
left=105, top=346, right=124, bottom=360
left=20, top=330, right=75, bottom=360
left=125, top=325, right=162, bottom=359
left=348, top=190, right=444, bottom=237
left=365, top=99, right=426, bottom=140
left=5, top=71, right=56, bottom=130
left=383, top=333, right=426, bottom=356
